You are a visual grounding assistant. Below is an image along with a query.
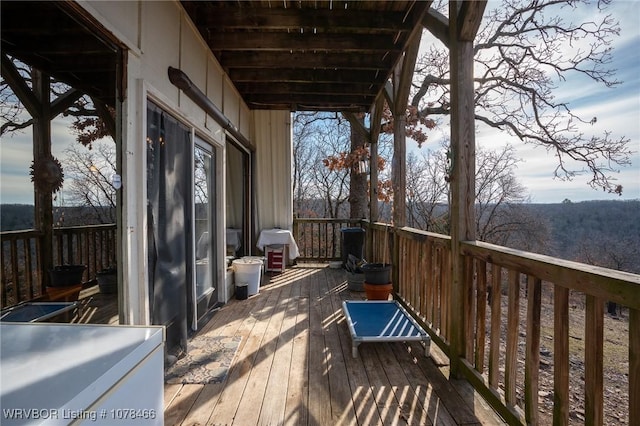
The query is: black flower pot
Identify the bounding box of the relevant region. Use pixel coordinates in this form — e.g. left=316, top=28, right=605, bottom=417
left=49, top=265, right=86, bottom=287
left=361, top=263, right=391, bottom=284
left=97, top=268, right=118, bottom=294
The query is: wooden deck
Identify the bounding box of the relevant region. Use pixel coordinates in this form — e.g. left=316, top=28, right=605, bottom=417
left=73, top=285, right=119, bottom=325
left=164, top=264, right=505, bottom=426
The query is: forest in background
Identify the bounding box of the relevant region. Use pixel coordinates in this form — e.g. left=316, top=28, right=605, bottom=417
left=2, top=199, right=638, bottom=273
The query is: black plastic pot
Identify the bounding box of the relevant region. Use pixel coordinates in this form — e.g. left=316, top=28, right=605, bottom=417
left=361, top=263, right=391, bottom=284
left=97, top=268, right=117, bottom=294
left=49, top=265, right=86, bottom=287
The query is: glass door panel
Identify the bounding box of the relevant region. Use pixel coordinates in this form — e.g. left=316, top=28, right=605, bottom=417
left=193, top=139, right=217, bottom=328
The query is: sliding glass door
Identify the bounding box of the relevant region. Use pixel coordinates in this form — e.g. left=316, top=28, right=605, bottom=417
left=193, top=137, right=217, bottom=328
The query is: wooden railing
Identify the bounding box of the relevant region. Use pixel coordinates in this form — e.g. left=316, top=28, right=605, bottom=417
left=360, top=221, right=640, bottom=426
left=293, top=218, right=362, bottom=262
left=1, top=224, right=117, bottom=308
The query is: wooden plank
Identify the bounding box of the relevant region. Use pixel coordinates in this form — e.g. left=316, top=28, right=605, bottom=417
left=284, top=269, right=311, bottom=425
left=332, top=269, right=383, bottom=426
left=391, top=342, right=457, bottom=425
left=410, top=340, right=483, bottom=425
left=360, top=343, right=401, bottom=424
left=585, top=295, right=604, bottom=426
left=209, top=280, right=280, bottom=424
left=163, top=383, right=182, bottom=410
left=475, top=259, right=487, bottom=373
left=181, top=382, right=225, bottom=426
left=376, top=342, right=434, bottom=425
left=488, top=264, right=502, bottom=388
left=524, top=276, right=542, bottom=425
left=321, top=268, right=356, bottom=424
left=464, top=255, right=475, bottom=360
left=505, top=270, right=520, bottom=406
left=307, top=268, right=332, bottom=425
left=553, top=285, right=570, bottom=425
left=257, top=272, right=299, bottom=425
left=234, top=277, right=292, bottom=425
left=163, top=384, right=204, bottom=426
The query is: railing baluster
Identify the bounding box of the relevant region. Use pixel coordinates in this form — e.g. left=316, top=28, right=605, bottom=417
left=23, top=238, right=34, bottom=300
left=525, top=275, right=542, bottom=424
left=9, top=239, right=19, bottom=305
left=585, top=295, right=604, bottom=426
left=489, top=264, right=501, bottom=388
left=464, top=255, right=475, bottom=360
left=505, top=270, right=520, bottom=406
left=475, top=259, right=487, bottom=373
left=631, top=308, right=639, bottom=426
left=553, top=285, right=570, bottom=426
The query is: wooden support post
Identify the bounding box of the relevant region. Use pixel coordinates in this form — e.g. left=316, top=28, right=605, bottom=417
left=448, top=1, right=478, bottom=378
left=32, top=70, right=54, bottom=293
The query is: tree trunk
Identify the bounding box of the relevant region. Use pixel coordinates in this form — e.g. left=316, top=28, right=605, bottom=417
left=349, top=113, right=367, bottom=220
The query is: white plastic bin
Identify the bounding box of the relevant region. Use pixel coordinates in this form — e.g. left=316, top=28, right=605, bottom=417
left=232, top=258, right=263, bottom=296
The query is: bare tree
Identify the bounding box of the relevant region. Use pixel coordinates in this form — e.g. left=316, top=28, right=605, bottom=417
left=405, top=149, right=450, bottom=233
left=414, top=0, right=631, bottom=194
left=405, top=143, right=551, bottom=251
left=61, top=142, right=116, bottom=224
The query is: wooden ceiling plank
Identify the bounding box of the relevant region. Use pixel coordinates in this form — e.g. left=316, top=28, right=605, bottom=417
left=235, top=82, right=375, bottom=96
left=228, top=68, right=383, bottom=84
left=220, top=51, right=393, bottom=70
left=207, top=32, right=398, bottom=52
left=192, top=7, right=412, bottom=33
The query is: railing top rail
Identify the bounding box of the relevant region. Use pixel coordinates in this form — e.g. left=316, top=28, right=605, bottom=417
left=53, top=224, right=117, bottom=232
left=395, top=226, right=452, bottom=243
left=0, top=229, right=43, bottom=238
left=462, top=239, right=640, bottom=309
left=294, top=218, right=363, bottom=224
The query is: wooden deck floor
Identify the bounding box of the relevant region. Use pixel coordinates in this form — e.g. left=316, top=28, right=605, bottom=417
left=73, top=285, right=119, bottom=325
left=164, top=264, right=505, bottom=426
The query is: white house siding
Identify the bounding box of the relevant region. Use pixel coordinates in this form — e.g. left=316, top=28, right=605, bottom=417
left=79, top=1, right=291, bottom=322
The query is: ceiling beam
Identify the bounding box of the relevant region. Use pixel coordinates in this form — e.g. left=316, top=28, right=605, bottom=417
left=220, top=51, right=393, bottom=70
left=456, top=1, right=487, bottom=41
left=1, top=53, right=41, bottom=117
left=423, top=9, right=450, bottom=47
left=244, top=93, right=375, bottom=105
left=234, top=82, right=376, bottom=96
left=189, top=7, right=413, bottom=33
left=228, top=68, right=384, bottom=84
left=207, top=32, right=399, bottom=52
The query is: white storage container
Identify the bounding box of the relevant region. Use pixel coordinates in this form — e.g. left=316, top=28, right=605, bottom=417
left=232, top=258, right=263, bottom=296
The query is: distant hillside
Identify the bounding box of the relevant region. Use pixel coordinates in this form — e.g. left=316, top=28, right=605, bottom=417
left=1, top=204, right=115, bottom=231
left=527, top=200, right=640, bottom=261
left=0, top=204, right=34, bottom=231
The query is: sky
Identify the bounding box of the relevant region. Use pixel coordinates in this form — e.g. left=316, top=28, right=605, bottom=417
left=418, top=0, right=640, bottom=203
left=1, top=0, right=639, bottom=205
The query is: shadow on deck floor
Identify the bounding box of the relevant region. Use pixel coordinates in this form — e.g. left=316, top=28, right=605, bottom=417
left=164, top=264, right=505, bottom=425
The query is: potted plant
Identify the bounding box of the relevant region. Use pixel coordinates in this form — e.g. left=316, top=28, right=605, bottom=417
left=49, top=264, right=86, bottom=287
